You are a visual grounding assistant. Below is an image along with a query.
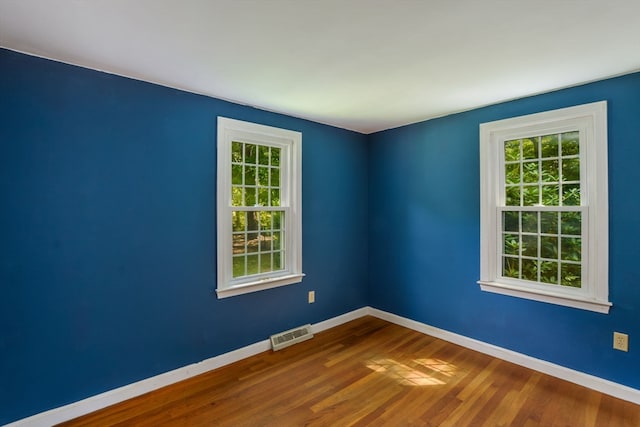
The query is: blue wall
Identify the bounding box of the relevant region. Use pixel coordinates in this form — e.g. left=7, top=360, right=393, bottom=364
left=368, top=72, right=640, bottom=390
left=0, top=49, right=369, bottom=424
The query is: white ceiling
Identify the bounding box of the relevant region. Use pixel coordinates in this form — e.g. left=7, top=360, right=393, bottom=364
left=1, top=0, right=639, bottom=134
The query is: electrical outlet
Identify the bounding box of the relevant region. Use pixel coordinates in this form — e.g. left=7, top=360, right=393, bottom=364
left=308, top=291, right=315, bottom=304
left=613, top=332, right=629, bottom=352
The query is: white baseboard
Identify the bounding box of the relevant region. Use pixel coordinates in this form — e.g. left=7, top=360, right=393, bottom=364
left=9, top=306, right=639, bottom=425
left=368, top=307, right=640, bottom=406
left=7, top=309, right=368, bottom=427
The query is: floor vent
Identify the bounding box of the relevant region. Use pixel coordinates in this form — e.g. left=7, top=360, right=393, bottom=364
left=270, top=324, right=313, bottom=351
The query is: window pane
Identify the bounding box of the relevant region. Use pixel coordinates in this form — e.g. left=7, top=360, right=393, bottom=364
left=274, top=251, right=284, bottom=270
left=541, top=159, right=559, bottom=183
left=271, top=147, right=281, bottom=166
left=247, top=232, right=259, bottom=253
left=245, top=187, right=256, bottom=206
left=522, top=137, right=539, bottom=160
left=232, top=211, right=246, bottom=232
left=541, top=134, right=559, bottom=158
left=258, top=166, right=269, bottom=186
left=505, top=163, right=520, bottom=184
left=245, top=166, right=256, bottom=186
left=539, top=261, right=558, bottom=284
left=232, top=141, right=243, bottom=162
left=232, top=164, right=243, bottom=185
left=247, top=254, right=259, bottom=275
left=562, top=158, right=580, bottom=182
left=522, top=235, right=538, bottom=257
left=561, top=263, right=581, bottom=288
left=503, top=257, right=519, bottom=278
left=232, top=187, right=243, bottom=206
left=247, top=212, right=259, bottom=231
left=522, top=185, right=539, bottom=206
left=505, top=186, right=520, bottom=206
left=503, top=211, right=519, bottom=232
left=271, top=168, right=280, bottom=186
left=522, top=259, right=538, bottom=281
left=561, top=212, right=581, bottom=235
left=562, top=184, right=580, bottom=206
left=561, top=132, right=579, bottom=156
left=540, top=236, right=558, bottom=259
left=273, top=231, right=282, bottom=250
left=540, top=212, right=558, bottom=234
left=258, top=188, right=269, bottom=206
left=541, top=184, right=559, bottom=206
left=245, top=143, right=257, bottom=163
left=522, top=161, right=538, bottom=183
left=271, top=189, right=281, bottom=207
left=233, top=233, right=246, bottom=254
left=522, top=212, right=537, bottom=233
left=561, top=237, right=581, bottom=262
left=503, top=234, right=519, bottom=255
left=233, top=256, right=245, bottom=278
left=260, top=253, right=272, bottom=273
left=258, top=145, right=270, bottom=165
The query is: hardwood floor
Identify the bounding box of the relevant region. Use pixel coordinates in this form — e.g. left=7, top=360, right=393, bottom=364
left=59, top=316, right=640, bottom=426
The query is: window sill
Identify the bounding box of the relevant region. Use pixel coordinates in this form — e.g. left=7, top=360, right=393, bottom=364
left=217, top=273, right=305, bottom=299
left=477, top=280, right=611, bottom=314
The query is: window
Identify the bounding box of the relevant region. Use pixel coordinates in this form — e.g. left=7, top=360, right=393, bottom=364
left=479, top=102, right=610, bottom=313
left=216, top=117, right=303, bottom=298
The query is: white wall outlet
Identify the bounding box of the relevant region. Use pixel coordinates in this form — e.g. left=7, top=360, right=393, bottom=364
left=613, top=332, right=629, bottom=352
left=308, top=291, right=315, bottom=304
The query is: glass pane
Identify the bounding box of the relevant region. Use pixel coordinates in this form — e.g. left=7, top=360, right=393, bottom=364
left=505, top=163, right=520, bottom=184
left=245, top=143, right=257, bottom=164
left=232, top=141, right=243, bottom=163
left=503, top=211, right=519, bottom=232
left=232, top=233, right=246, bottom=254
left=271, top=189, right=281, bottom=207
left=246, top=212, right=259, bottom=231
left=503, top=257, right=519, bottom=278
left=258, top=188, right=269, bottom=206
left=271, top=167, right=280, bottom=187
left=540, top=212, right=558, bottom=234
left=561, top=132, right=579, bottom=156
left=540, top=261, right=558, bottom=285
left=522, top=259, right=538, bottom=281
left=258, top=167, right=269, bottom=186
left=274, top=251, right=284, bottom=270
left=505, top=186, right=520, bottom=206
left=541, top=134, right=559, bottom=158
left=232, top=187, right=243, bottom=206
left=245, top=166, right=256, bottom=186
left=541, top=159, right=559, bottom=183
left=245, top=187, right=256, bottom=206
left=522, top=212, right=537, bottom=233
left=273, top=211, right=282, bottom=230
left=504, top=139, right=521, bottom=161
left=561, top=237, right=581, bottom=262
left=541, top=185, right=559, bottom=206
left=232, top=164, right=243, bottom=185
left=232, top=211, right=246, bottom=232
left=522, top=235, right=538, bottom=257
left=503, top=234, right=519, bottom=255
left=247, top=232, right=259, bottom=253
left=273, top=231, right=281, bottom=250
left=522, top=161, right=539, bottom=183
left=260, top=253, right=272, bottom=273
left=232, top=256, right=245, bottom=278
left=562, top=158, right=580, bottom=182
left=258, top=145, right=270, bottom=165
left=246, top=254, right=259, bottom=275
left=540, top=236, right=558, bottom=259
left=561, top=212, right=581, bottom=235
left=522, top=137, right=539, bottom=160
left=561, top=263, right=581, bottom=288
left=522, top=185, right=539, bottom=206
left=271, top=147, right=281, bottom=166
left=562, top=184, right=580, bottom=206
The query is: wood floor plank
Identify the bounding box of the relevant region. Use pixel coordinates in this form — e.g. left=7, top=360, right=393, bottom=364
left=58, top=316, right=640, bottom=426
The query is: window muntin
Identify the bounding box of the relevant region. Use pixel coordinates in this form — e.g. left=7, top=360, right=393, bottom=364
left=479, top=102, right=610, bottom=313
left=217, top=118, right=303, bottom=298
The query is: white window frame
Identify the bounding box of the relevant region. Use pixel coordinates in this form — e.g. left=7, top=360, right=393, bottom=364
left=216, top=117, right=303, bottom=298
left=479, top=101, right=610, bottom=313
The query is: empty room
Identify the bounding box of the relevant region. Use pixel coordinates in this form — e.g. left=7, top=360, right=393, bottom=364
left=2, top=1, right=640, bottom=425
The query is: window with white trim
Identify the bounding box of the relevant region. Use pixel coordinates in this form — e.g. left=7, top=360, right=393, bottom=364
left=479, top=102, right=610, bottom=313
left=216, top=117, right=303, bottom=298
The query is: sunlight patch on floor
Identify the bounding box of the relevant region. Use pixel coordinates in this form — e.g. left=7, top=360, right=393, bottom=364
left=366, top=358, right=451, bottom=386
